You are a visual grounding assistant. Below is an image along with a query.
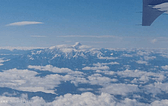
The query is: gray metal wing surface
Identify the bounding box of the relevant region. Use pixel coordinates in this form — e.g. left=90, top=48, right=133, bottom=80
left=142, top=0, right=168, bottom=26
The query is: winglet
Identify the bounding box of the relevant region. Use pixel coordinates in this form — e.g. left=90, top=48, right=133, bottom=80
left=142, top=0, right=164, bottom=26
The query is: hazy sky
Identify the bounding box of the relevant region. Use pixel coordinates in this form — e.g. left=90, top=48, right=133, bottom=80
left=1, top=0, right=168, bottom=48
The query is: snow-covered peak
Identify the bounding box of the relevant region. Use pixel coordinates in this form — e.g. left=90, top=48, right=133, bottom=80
left=73, top=42, right=82, bottom=49
left=46, top=42, right=94, bottom=58
left=49, top=42, right=90, bottom=51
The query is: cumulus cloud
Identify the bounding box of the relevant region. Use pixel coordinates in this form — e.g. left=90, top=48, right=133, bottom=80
left=161, top=65, right=168, bottom=70
left=0, top=92, right=149, bottom=106
left=0, top=68, right=88, bottom=94
left=52, top=92, right=115, bottom=106
left=28, top=65, right=83, bottom=75
left=96, top=70, right=115, bottom=75
left=101, top=84, right=139, bottom=96
left=82, top=62, right=119, bottom=71
left=88, top=74, right=112, bottom=85
left=29, top=65, right=167, bottom=101
left=144, top=82, right=168, bottom=95
left=98, top=56, right=118, bottom=60
left=0, top=94, right=46, bottom=106
left=96, top=69, right=165, bottom=86
left=82, top=66, right=109, bottom=70
left=137, top=50, right=150, bottom=56
left=0, top=68, right=58, bottom=94
left=136, top=60, right=148, bottom=65
left=6, top=21, right=43, bottom=26
left=78, top=88, right=93, bottom=92
left=1, top=93, right=168, bottom=106
left=144, top=56, right=156, bottom=60
left=28, top=65, right=66, bottom=72
left=93, top=62, right=119, bottom=66
left=151, top=99, right=168, bottom=106
left=117, top=69, right=165, bottom=82
left=122, top=54, right=133, bottom=57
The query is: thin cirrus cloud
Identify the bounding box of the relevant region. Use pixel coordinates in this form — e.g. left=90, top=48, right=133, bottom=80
left=56, top=35, right=121, bottom=38
left=6, top=21, right=43, bottom=26
left=31, top=35, right=47, bottom=38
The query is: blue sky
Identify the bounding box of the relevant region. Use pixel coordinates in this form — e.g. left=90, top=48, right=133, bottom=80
left=0, top=0, right=168, bottom=48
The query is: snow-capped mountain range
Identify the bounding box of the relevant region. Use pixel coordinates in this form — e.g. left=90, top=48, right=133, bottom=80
left=0, top=43, right=168, bottom=105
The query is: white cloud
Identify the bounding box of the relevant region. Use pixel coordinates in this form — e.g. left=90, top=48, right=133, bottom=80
left=98, top=56, right=118, bottom=60
left=82, top=66, right=109, bottom=70
left=31, top=35, right=47, bottom=38
left=96, top=70, right=115, bottom=75
left=136, top=60, right=148, bottom=65
left=78, top=88, right=93, bottom=92
left=0, top=68, right=87, bottom=94
left=6, top=21, right=43, bottom=26
left=100, top=84, right=139, bottom=96
left=0, top=66, right=167, bottom=106
left=151, top=39, right=157, bottom=43
left=144, top=82, right=168, bottom=95
left=137, top=50, right=150, bottom=56
left=0, top=92, right=153, bottom=106
left=0, top=68, right=57, bottom=94
left=2, top=92, right=168, bottom=106
left=88, top=74, right=112, bottom=85
left=82, top=62, right=119, bottom=71
left=122, top=54, right=133, bottom=57
left=93, top=62, right=119, bottom=66
left=161, top=65, right=168, bottom=70
left=151, top=100, right=168, bottom=106
left=95, top=68, right=166, bottom=85
left=0, top=94, right=46, bottom=106
left=144, top=56, right=156, bottom=60
left=117, top=69, right=165, bottom=82
left=52, top=92, right=116, bottom=106
left=0, top=58, right=10, bottom=66
left=28, top=65, right=83, bottom=75
left=0, top=58, right=5, bottom=63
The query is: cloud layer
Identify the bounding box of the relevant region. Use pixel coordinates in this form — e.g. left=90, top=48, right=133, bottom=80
left=1, top=92, right=168, bottom=106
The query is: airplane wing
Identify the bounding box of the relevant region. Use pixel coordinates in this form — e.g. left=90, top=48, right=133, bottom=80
left=142, top=0, right=168, bottom=26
